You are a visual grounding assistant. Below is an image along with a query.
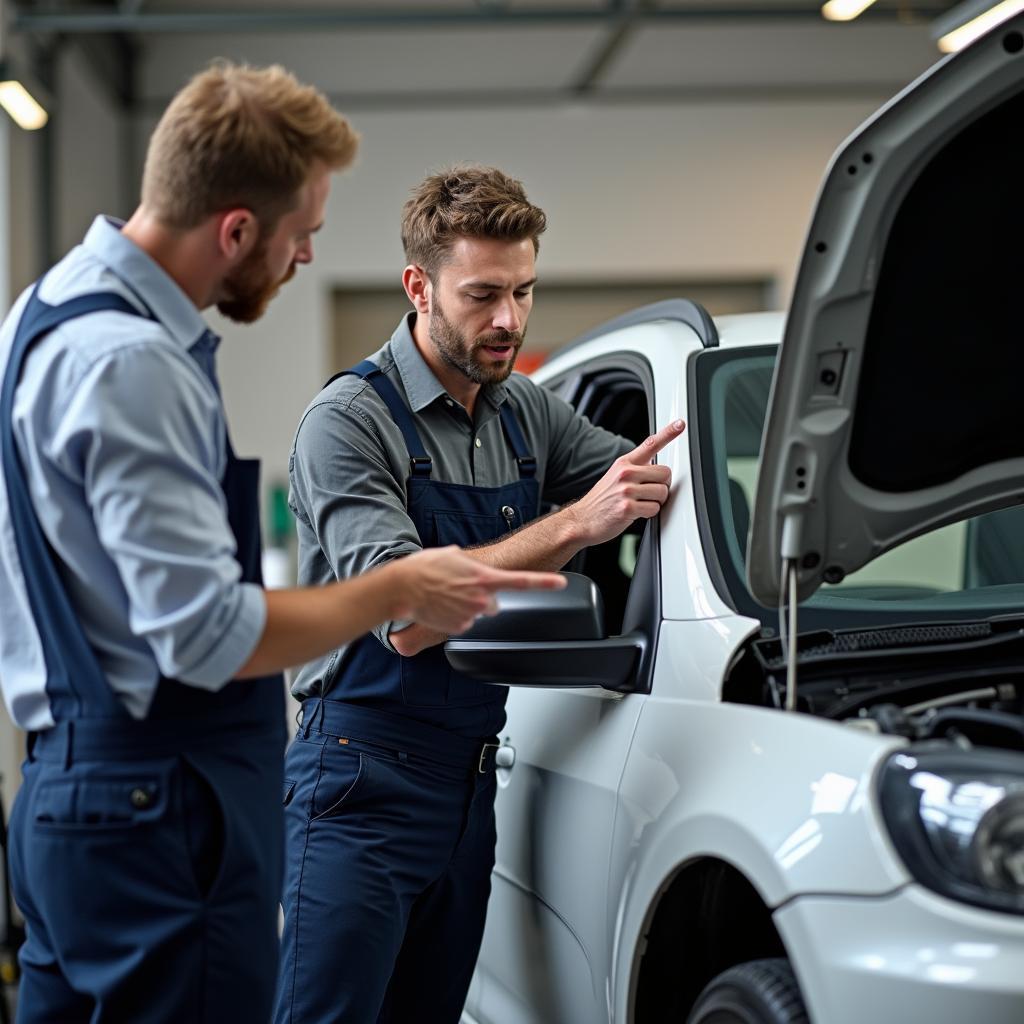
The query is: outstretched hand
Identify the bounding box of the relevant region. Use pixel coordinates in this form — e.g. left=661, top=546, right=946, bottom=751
left=567, top=419, right=685, bottom=548
left=395, top=546, right=566, bottom=635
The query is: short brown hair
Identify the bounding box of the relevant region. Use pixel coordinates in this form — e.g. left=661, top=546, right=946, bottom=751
left=141, top=62, right=359, bottom=231
left=401, top=165, right=547, bottom=277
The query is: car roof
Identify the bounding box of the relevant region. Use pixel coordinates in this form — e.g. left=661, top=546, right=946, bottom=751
left=713, top=311, right=784, bottom=350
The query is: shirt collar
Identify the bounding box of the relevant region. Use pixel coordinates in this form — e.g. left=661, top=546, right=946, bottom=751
left=81, top=216, right=215, bottom=352
left=389, top=312, right=509, bottom=414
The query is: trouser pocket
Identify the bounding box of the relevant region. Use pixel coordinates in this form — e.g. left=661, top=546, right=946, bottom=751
left=30, top=758, right=177, bottom=832
left=310, top=746, right=370, bottom=822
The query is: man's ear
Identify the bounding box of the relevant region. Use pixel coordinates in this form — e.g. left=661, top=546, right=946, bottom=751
left=216, top=209, right=259, bottom=262
left=402, top=264, right=432, bottom=315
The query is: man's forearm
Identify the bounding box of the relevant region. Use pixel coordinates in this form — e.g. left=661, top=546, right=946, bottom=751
left=388, top=418, right=684, bottom=658
left=237, top=547, right=567, bottom=677
left=389, top=505, right=586, bottom=657
left=237, top=564, right=404, bottom=678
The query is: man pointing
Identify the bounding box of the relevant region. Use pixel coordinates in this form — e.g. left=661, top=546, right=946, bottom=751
left=275, top=164, right=684, bottom=1023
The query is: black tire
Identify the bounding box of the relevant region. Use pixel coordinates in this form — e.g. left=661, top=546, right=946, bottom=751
left=687, top=958, right=809, bottom=1024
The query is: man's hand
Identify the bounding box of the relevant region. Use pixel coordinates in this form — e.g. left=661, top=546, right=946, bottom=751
left=390, top=546, right=566, bottom=636
left=565, top=420, right=685, bottom=548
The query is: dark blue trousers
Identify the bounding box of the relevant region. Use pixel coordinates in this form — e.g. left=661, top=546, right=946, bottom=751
left=9, top=739, right=282, bottom=1024
left=274, top=708, right=498, bottom=1024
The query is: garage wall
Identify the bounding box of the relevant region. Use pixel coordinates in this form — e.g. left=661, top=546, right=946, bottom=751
left=54, top=46, right=131, bottom=259
left=136, top=95, right=887, bottom=503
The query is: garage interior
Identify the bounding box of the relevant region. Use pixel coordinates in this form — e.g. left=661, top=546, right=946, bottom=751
left=0, top=1, right=1014, bottom=1020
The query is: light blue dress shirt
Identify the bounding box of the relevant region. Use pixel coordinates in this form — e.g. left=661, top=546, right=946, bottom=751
left=0, top=216, right=266, bottom=730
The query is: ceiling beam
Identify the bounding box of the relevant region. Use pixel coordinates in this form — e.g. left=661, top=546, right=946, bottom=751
left=10, top=4, right=951, bottom=36
left=572, top=0, right=659, bottom=94
left=135, top=80, right=916, bottom=114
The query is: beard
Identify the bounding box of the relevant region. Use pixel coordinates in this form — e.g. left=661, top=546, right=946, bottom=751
left=217, top=237, right=296, bottom=324
left=429, top=299, right=525, bottom=387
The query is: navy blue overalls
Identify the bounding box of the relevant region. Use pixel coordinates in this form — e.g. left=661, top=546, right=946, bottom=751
left=274, top=360, right=540, bottom=1024
left=3, top=286, right=286, bottom=1024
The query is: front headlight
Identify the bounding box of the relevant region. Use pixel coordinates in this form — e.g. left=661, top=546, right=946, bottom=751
left=879, top=747, right=1024, bottom=914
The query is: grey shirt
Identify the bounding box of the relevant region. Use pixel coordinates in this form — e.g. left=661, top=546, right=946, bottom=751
left=288, top=312, right=632, bottom=699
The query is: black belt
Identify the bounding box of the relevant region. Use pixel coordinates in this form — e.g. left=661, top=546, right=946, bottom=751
left=301, top=699, right=499, bottom=774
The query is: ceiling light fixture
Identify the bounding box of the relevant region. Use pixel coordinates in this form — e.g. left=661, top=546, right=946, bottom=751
left=0, top=79, right=48, bottom=131
left=935, top=0, right=1024, bottom=51
left=821, top=0, right=879, bottom=21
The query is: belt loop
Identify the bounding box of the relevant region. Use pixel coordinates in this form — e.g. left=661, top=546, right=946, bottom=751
left=302, top=698, right=322, bottom=739
left=26, top=730, right=38, bottom=763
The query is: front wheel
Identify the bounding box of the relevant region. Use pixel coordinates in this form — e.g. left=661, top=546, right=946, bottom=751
left=687, top=958, right=809, bottom=1024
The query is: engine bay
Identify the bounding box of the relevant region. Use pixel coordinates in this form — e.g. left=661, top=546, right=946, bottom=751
left=723, top=617, right=1024, bottom=754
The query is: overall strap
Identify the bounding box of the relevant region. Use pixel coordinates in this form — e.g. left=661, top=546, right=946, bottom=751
left=1, top=287, right=154, bottom=720
left=498, top=401, right=537, bottom=479
left=330, top=359, right=433, bottom=478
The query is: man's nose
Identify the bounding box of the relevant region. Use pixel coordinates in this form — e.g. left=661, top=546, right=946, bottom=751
left=492, top=297, right=521, bottom=333
left=296, top=239, right=314, bottom=265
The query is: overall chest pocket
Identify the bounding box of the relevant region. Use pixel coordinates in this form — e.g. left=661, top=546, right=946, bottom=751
left=430, top=508, right=516, bottom=547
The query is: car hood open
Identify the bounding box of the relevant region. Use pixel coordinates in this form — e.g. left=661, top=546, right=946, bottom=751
left=748, top=15, right=1024, bottom=607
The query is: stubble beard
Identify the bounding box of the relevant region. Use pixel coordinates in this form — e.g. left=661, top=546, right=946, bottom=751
left=428, top=299, right=524, bottom=387
left=217, top=237, right=296, bottom=324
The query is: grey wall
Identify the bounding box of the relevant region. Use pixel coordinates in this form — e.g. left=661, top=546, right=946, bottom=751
left=190, top=96, right=884, bottom=501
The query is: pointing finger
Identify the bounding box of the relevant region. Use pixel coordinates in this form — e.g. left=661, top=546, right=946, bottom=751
left=483, top=569, right=567, bottom=592
left=623, top=419, right=686, bottom=465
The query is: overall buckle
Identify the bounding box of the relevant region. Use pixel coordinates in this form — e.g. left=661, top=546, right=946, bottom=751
left=478, top=742, right=499, bottom=774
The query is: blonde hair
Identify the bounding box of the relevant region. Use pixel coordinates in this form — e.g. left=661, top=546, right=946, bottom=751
left=141, top=62, right=359, bottom=231
left=401, top=165, right=547, bottom=277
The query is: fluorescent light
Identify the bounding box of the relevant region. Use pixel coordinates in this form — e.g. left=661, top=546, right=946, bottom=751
left=822, top=0, right=879, bottom=21
left=937, top=0, right=1024, bottom=51
left=0, top=80, right=48, bottom=130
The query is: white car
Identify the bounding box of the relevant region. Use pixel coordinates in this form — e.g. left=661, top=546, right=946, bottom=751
left=449, top=16, right=1024, bottom=1024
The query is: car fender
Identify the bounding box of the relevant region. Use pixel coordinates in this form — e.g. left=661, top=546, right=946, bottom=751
left=607, top=696, right=912, bottom=1020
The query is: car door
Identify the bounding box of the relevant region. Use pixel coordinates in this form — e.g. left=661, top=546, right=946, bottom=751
left=467, top=360, right=657, bottom=1024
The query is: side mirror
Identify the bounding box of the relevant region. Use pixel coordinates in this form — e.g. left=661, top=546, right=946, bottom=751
left=455, top=571, right=605, bottom=642
left=444, top=572, right=645, bottom=691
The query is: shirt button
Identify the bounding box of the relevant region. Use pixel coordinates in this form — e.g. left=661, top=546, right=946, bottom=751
left=475, top=437, right=482, bottom=448
left=445, top=399, right=454, bottom=407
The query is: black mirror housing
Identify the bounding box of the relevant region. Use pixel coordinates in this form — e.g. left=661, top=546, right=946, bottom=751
left=444, top=572, right=645, bottom=692
left=454, top=572, right=605, bottom=642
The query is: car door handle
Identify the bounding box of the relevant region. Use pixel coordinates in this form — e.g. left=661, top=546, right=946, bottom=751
left=496, top=745, right=516, bottom=770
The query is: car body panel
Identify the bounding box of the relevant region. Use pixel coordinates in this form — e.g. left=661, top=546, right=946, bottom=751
left=775, top=886, right=1024, bottom=1024
left=476, top=685, right=642, bottom=1023
left=749, top=15, right=1024, bottom=605
left=608, top=688, right=913, bottom=1022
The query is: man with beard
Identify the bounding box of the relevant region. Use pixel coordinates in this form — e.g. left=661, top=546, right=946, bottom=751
left=0, top=73, right=564, bottom=1024
left=277, top=164, right=685, bottom=1023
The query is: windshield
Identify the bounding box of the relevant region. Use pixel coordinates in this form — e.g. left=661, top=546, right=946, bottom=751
left=694, top=346, right=1024, bottom=626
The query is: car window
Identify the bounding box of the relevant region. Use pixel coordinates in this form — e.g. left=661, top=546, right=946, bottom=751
left=696, top=347, right=1024, bottom=620
left=546, top=366, right=651, bottom=636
